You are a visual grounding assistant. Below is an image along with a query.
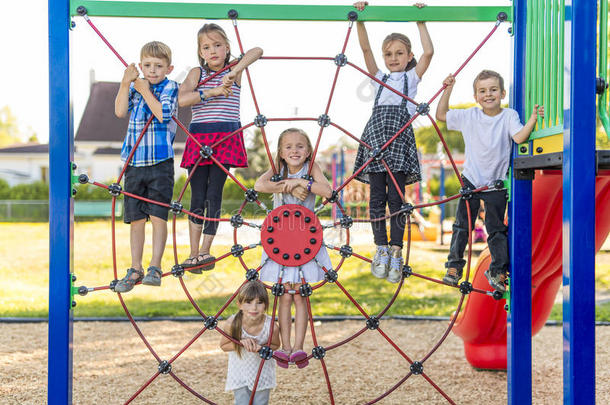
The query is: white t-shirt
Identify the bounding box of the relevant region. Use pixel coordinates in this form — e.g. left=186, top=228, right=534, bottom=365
left=372, top=69, right=421, bottom=116
left=446, top=107, right=524, bottom=189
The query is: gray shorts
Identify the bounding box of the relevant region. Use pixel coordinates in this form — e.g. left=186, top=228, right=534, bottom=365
left=233, top=387, right=270, bottom=405
left=123, top=159, right=174, bottom=223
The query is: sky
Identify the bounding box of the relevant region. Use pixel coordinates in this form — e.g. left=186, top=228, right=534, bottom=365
left=0, top=0, right=512, bottom=150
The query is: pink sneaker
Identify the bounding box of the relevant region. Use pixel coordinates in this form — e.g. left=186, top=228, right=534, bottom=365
left=274, top=350, right=289, bottom=368
left=289, top=350, right=309, bottom=369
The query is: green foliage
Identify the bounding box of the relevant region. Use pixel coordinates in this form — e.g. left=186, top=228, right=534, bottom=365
left=234, top=129, right=270, bottom=180
left=414, top=102, right=475, bottom=154
left=427, top=174, right=461, bottom=197
left=0, top=106, right=25, bottom=147
left=0, top=179, right=10, bottom=199
left=597, top=126, right=610, bottom=150
left=9, top=181, right=49, bottom=200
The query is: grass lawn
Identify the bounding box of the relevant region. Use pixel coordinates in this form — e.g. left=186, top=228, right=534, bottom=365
left=1, top=221, right=609, bottom=321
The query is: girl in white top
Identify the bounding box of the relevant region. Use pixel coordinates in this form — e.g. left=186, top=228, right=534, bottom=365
left=254, top=128, right=333, bottom=369
left=352, top=2, right=434, bottom=284
left=220, top=281, right=280, bottom=405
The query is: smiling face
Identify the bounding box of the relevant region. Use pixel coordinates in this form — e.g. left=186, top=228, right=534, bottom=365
left=474, top=77, right=506, bottom=115
left=139, top=56, right=173, bottom=85
left=198, top=31, right=229, bottom=70
left=238, top=297, right=267, bottom=322
left=382, top=40, right=413, bottom=73
left=279, top=131, right=312, bottom=173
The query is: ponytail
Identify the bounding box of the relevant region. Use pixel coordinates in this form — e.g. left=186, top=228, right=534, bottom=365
left=230, top=310, right=244, bottom=357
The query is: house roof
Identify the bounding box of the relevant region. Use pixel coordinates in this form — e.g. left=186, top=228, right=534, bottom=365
left=75, top=81, right=192, bottom=143
left=0, top=143, right=49, bottom=154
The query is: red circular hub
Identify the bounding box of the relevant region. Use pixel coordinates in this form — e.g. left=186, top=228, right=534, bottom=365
left=260, top=204, right=323, bottom=267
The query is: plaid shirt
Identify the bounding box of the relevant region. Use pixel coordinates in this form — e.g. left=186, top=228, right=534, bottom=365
left=120, top=78, right=178, bottom=167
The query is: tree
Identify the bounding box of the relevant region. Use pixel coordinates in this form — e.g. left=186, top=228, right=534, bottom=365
left=414, top=102, right=476, bottom=155
left=0, top=106, right=22, bottom=147
left=235, top=128, right=274, bottom=179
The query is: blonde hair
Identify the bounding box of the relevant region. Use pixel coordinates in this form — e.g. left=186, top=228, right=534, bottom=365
left=197, top=23, right=232, bottom=73
left=382, top=33, right=417, bottom=71
left=140, top=41, right=172, bottom=64
left=275, top=128, right=313, bottom=179
left=473, top=70, right=505, bottom=93
left=230, top=281, right=269, bottom=357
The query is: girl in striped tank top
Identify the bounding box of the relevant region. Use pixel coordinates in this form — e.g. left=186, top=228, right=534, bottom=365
left=178, top=23, right=263, bottom=269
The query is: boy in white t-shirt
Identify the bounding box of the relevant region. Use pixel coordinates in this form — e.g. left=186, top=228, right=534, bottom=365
left=435, top=70, right=543, bottom=293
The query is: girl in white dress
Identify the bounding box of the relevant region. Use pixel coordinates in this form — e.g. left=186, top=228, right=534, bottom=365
left=220, top=281, right=280, bottom=405
left=254, top=128, right=333, bottom=368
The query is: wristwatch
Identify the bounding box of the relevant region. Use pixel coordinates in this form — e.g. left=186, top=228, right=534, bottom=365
left=198, top=89, right=206, bottom=103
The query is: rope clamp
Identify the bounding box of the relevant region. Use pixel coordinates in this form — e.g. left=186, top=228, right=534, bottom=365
left=245, top=269, right=259, bottom=281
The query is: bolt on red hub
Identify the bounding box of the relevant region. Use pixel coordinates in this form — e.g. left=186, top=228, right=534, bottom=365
left=260, top=204, right=323, bottom=267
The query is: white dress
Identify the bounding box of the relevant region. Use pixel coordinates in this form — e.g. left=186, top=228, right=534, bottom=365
left=259, top=165, right=333, bottom=284
left=225, top=315, right=276, bottom=392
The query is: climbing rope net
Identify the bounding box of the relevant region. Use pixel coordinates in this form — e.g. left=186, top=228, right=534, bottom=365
left=73, top=6, right=509, bottom=404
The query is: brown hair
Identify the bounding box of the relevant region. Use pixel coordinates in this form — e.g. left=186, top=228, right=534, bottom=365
left=274, top=128, right=313, bottom=179
left=382, top=33, right=417, bottom=71
left=473, top=70, right=505, bottom=93
left=140, top=41, right=172, bottom=64
left=230, top=280, right=269, bottom=357
left=197, top=23, right=232, bottom=73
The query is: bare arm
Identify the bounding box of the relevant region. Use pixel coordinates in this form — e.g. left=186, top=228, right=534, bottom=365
left=414, top=21, right=434, bottom=78
left=133, top=79, right=164, bottom=121
left=224, top=47, right=264, bottom=87
left=435, top=75, right=454, bottom=122
left=512, top=105, right=544, bottom=144
left=178, top=67, right=233, bottom=107
left=114, top=63, right=138, bottom=118
left=254, top=168, right=286, bottom=194
left=219, top=319, right=236, bottom=352
left=356, top=21, right=378, bottom=75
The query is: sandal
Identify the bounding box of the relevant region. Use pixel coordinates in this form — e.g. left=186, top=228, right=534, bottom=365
left=189, top=253, right=216, bottom=274
left=142, top=266, right=162, bottom=286
left=114, top=268, right=144, bottom=293
left=274, top=350, right=289, bottom=368
left=289, top=350, right=309, bottom=369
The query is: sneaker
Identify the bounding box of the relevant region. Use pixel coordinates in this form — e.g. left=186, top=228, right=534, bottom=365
left=442, top=267, right=462, bottom=286
left=114, top=268, right=144, bottom=293
left=387, top=248, right=403, bottom=283
left=142, top=266, right=162, bottom=286
left=484, top=270, right=507, bottom=293
left=371, top=245, right=390, bottom=278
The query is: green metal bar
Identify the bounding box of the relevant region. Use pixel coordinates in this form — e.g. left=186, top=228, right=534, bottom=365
left=536, top=0, right=543, bottom=129
left=558, top=0, right=564, bottom=123
left=544, top=0, right=551, bottom=129
left=549, top=0, right=557, bottom=127
left=527, top=124, right=564, bottom=139
left=526, top=0, right=533, bottom=120
left=69, top=1, right=512, bottom=22
left=599, top=0, right=610, bottom=138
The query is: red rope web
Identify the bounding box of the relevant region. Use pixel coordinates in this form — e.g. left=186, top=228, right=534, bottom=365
left=75, top=7, right=508, bottom=405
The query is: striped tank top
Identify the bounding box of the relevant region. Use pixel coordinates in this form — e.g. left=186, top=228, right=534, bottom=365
left=191, top=67, right=241, bottom=123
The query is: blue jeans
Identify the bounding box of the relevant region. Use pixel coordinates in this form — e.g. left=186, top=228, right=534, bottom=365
left=233, top=387, right=270, bottom=405
left=446, top=177, right=509, bottom=276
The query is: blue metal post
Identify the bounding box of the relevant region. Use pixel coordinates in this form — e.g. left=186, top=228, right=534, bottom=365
left=508, top=0, right=532, bottom=403
left=562, top=1, right=596, bottom=404
left=48, top=0, right=73, bottom=403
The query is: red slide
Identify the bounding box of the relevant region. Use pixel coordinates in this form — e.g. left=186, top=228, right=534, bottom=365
left=452, top=170, right=610, bottom=369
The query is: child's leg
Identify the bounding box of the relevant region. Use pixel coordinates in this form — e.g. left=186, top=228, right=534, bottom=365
left=446, top=196, right=480, bottom=271
left=481, top=190, right=508, bottom=275
left=187, top=165, right=210, bottom=259
left=149, top=215, right=168, bottom=268
left=368, top=172, right=389, bottom=246
left=130, top=218, right=146, bottom=271
left=292, top=284, right=308, bottom=351
left=200, top=165, right=228, bottom=247
left=278, top=286, right=293, bottom=352
left=386, top=171, right=407, bottom=249
left=233, top=387, right=270, bottom=405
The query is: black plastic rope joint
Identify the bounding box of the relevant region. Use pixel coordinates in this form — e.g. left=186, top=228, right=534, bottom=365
left=328, top=190, right=339, bottom=203
left=254, top=114, right=267, bottom=128
left=416, top=102, right=430, bottom=116
left=169, top=201, right=183, bottom=215
left=78, top=174, right=89, bottom=184
left=312, top=345, right=326, bottom=360
left=402, top=265, right=413, bottom=278
left=368, top=147, right=383, bottom=161
left=301, top=174, right=313, bottom=181
left=401, top=203, right=414, bottom=216
left=299, top=283, right=313, bottom=297
left=494, top=180, right=505, bottom=190
left=270, top=173, right=282, bottom=182
left=460, top=187, right=474, bottom=200
left=158, top=360, right=172, bottom=374
left=334, top=53, right=347, bottom=67
left=108, top=183, right=122, bottom=197
left=596, top=77, right=608, bottom=94
left=324, top=269, right=338, bottom=283
left=227, top=9, right=238, bottom=19
left=76, top=5, right=88, bottom=16
left=245, top=188, right=258, bottom=202
left=347, top=10, right=358, bottom=21
left=245, top=269, right=259, bottom=281
left=410, top=361, right=424, bottom=375
left=230, top=214, right=244, bottom=228
left=77, top=286, right=88, bottom=296
left=204, top=317, right=218, bottom=330
left=459, top=281, right=473, bottom=295
left=492, top=290, right=505, bottom=301
left=271, top=283, right=285, bottom=297
left=258, top=345, right=273, bottom=360
left=199, top=144, right=213, bottom=159
left=109, top=279, right=118, bottom=292
left=317, top=113, right=331, bottom=127
left=340, top=215, right=353, bottom=229
left=171, top=264, right=185, bottom=278
left=339, top=245, right=353, bottom=258
left=231, top=244, right=244, bottom=257
left=497, top=11, right=508, bottom=22
left=366, top=316, right=380, bottom=330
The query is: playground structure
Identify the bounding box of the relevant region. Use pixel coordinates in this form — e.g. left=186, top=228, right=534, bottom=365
left=48, top=1, right=605, bottom=404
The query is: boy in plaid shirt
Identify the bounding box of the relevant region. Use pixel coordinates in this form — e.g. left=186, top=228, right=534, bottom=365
left=113, top=41, right=179, bottom=293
